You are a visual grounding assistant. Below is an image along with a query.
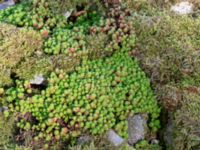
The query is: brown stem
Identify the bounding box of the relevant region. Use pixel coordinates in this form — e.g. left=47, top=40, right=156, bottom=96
left=72, top=10, right=86, bottom=18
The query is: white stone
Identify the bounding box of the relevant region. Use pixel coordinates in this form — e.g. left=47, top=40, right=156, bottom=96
left=107, top=129, right=124, bottom=147
left=30, top=74, right=45, bottom=85
left=171, top=1, right=193, bottom=15
left=64, top=9, right=73, bottom=19
left=5, top=0, right=15, bottom=5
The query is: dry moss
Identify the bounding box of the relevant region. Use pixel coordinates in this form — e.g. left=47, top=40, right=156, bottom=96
left=15, top=56, right=52, bottom=80
left=173, top=86, right=200, bottom=150
left=134, top=13, right=200, bottom=85
left=133, top=9, right=200, bottom=149
left=0, top=114, right=15, bottom=149
left=0, top=23, right=43, bottom=67
left=0, top=24, right=88, bottom=83
left=0, top=23, right=43, bottom=86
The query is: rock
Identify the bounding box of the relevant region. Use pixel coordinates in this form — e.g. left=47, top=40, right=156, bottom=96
left=128, top=114, right=148, bottom=145
left=77, top=135, right=93, bottom=145
left=171, top=1, right=193, bottom=15
left=163, top=113, right=174, bottom=150
left=0, top=106, right=8, bottom=113
left=107, top=129, right=125, bottom=146
left=150, top=139, right=159, bottom=144
left=0, top=0, right=15, bottom=10
left=30, top=74, right=45, bottom=85
left=64, top=9, right=73, bottom=19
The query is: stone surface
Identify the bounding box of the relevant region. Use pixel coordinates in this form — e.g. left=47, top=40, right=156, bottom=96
left=0, top=106, right=8, bottom=113
left=128, top=114, right=148, bottom=145
left=107, top=129, right=124, bottom=146
left=163, top=113, right=174, bottom=150
left=0, top=0, right=15, bottom=10
left=171, top=1, right=193, bottom=15
left=150, top=139, right=159, bottom=144
left=77, top=135, right=93, bottom=145
left=30, top=74, right=45, bottom=85
left=64, top=9, right=73, bottom=19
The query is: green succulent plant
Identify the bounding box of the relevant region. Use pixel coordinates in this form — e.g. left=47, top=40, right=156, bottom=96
left=44, top=27, right=87, bottom=55
left=1, top=51, right=160, bottom=149
left=0, top=1, right=67, bottom=31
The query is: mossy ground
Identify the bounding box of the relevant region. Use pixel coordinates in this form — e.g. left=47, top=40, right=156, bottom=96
left=0, top=0, right=200, bottom=149
left=131, top=0, right=200, bottom=149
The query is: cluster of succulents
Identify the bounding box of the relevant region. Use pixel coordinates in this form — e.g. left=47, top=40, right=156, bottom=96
left=0, top=0, right=67, bottom=31
left=30, top=0, right=67, bottom=30
left=0, top=1, right=164, bottom=149
left=135, top=140, right=161, bottom=150
left=44, top=28, right=87, bottom=55
left=89, top=5, right=135, bottom=52
left=43, top=11, right=103, bottom=55
left=67, top=11, right=103, bottom=31
left=0, top=3, right=31, bottom=27
left=1, top=51, right=160, bottom=148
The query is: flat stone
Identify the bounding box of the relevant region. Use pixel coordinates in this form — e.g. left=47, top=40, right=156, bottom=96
left=171, top=1, right=193, bottom=15
left=0, top=0, right=15, bottom=10
left=77, top=135, right=93, bottom=145
left=64, top=9, right=73, bottom=19
left=30, top=74, right=45, bottom=85
left=107, top=129, right=124, bottom=147
left=128, top=114, right=148, bottom=145
left=163, top=114, right=175, bottom=149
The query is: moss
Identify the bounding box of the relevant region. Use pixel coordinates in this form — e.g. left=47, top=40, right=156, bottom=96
left=0, top=114, right=15, bottom=149
left=15, top=56, right=52, bottom=80
left=121, top=0, right=154, bottom=14
left=134, top=13, right=200, bottom=85
left=0, top=23, right=43, bottom=86
left=133, top=6, right=200, bottom=149
left=69, top=142, right=136, bottom=150
left=173, top=86, right=200, bottom=150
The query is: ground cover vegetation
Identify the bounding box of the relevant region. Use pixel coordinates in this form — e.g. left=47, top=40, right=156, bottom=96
left=0, top=0, right=161, bottom=149
left=0, top=0, right=199, bottom=149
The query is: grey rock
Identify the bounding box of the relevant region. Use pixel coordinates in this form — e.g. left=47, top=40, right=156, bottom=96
left=128, top=114, right=148, bottom=145
left=77, top=135, right=93, bottom=145
left=107, top=129, right=124, bottom=147
left=3, top=106, right=8, bottom=110
left=0, top=0, right=15, bottom=10
left=0, top=106, right=8, bottom=113
left=163, top=113, right=175, bottom=150
left=30, top=74, right=45, bottom=85
left=150, top=139, right=159, bottom=144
